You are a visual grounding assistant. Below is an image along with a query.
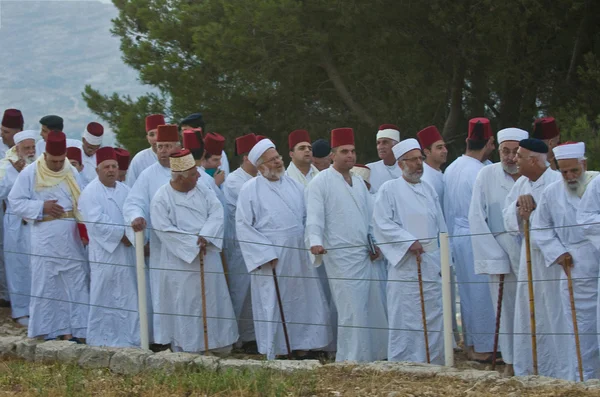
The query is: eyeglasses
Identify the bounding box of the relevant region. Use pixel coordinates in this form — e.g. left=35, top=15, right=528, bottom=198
left=402, top=156, right=425, bottom=163
left=263, top=155, right=283, bottom=164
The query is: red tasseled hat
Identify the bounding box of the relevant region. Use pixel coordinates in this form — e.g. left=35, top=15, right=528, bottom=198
left=417, top=125, right=443, bottom=149
left=532, top=117, right=559, bottom=140
left=156, top=124, right=180, bottom=142
left=87, top=122, right=104, bottom=137
left=114, top=148, right=130, bottom=171
left=468, top=118, right=493, bottom=141
left=66, top=147, right=82, bottom=164
left=46, top=131, right=67, bottom=156
left=204, top=132, right=225, bottom=156
left=1, top=109, right=24, bottom=129
left=256, top=135, right=267, bottom=142
left=182, top=128, right=204, bottom=150
left=236, top=133, right=258, bottom=155
left=145, top=114, right=165, bottom=132
left=288, top=129, right=311, bottom=150
left=96, top=147, right=117, bottom=166
left=331, top=128, right=354, bottom=148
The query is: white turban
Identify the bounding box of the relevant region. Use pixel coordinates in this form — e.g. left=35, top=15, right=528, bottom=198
left=498, top=128, right=528, bottom=144
left=392, top=138, right=421, bottom=160
left=248, top=138, right=275, bottom=166
left=351, top=165, right=371, bottom=184
left=13, top=130, right=37, bottom=145
left=553, top=142, right=585, bottom=160
left=376, top=128, right=400, bottom=142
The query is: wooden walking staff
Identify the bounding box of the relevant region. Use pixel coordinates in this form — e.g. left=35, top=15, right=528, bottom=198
left=200, top=250, right=209, bottom=352
left=416, top=255, right=431, bottom=364
left=565, top=256, right=584, bottom=382
left=523, top=220, right=538, bottom=375
left=491, top=274, right=505, bottom=370
left=271, top=261, right=292, bottom=359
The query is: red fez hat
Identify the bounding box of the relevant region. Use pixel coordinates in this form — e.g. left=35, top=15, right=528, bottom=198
left=256, top=135, right=267, bottom=142
left=331, top=128, right=354, bottom=148
left=156, top=124, right=180, bottom=142
left=95, top=147, right=117, bottom=166
left=288, top=129, right=311, bottom=150
left=87, top=122, right=104, bottom=136
left=204, top=132, right=225, bottom=156
left=532, top=117, right=559, bottom=140
left=145, top=114, right=165, bottom=132
left=46, top=131, right=67, bottom=156
left=182, top=128, right=204, bottom=150
left=236, top=133, right=257, bottom=155
left=66, top=147, right=82, bottom=164
left=114, top=148, right=130, bottom=171
left=468, top=118, right=493, bottom=141
left=2, top=109, right=24, bottom=129
left=417, top=125, right=443, bottom=149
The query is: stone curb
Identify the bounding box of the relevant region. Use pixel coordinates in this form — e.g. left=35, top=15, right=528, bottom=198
left=0, top=335, right=598, bottom=389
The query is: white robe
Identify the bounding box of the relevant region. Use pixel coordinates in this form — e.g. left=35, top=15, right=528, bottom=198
left=533, top=175, right=600, bottom=380
left=286, top=162, right=319, bottom=187
left=126, top=148, right=157, bottom=188
left=306, top=167, right=388, bottom=362
left=80, top=152, right=98, bottom=186
left=365, top=159, right=402, bottom=194
left=8, top=162, right=89, bottom=339
left=150, top=182, right=238, bottom=352
left=421, top=162, right=444, bottom=204
left=237, top=175, right=332, bottom=359
left=0, top=163, right=31, bottom=318
left=222, top=167, right=255, bottom=342
left=220, top=150, right=230, bottom=177
left=0, top=142, right=9, bottom=301
left=78, top=179, right=139, bottom=348
left=503, top=168, right=570, bottom=379
left=373, top=177, right=447, bottom=364
left=468, top=163, right=521, bottom=365
left=443, top=155, right=495, bottom=352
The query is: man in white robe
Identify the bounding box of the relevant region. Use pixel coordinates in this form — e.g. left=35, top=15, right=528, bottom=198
left=311, top=139, right=331, bottom=172
left=237, top=139, right=332, bottom=359
left=35, top=115, right=63, bottom=159
left=443, top=117, right=497, bottom=361
left=533, top=142, right=600, bottom=380
left=179, top=112, right=230, bottom=176
left=0, top=108, right=24, bottom=306
left=373, top=139, right=447, bottom=364
left=417, top=126, right=447, bottom=202
left=306, top=127, right=388, bottom=362
left=8, top=130, right=89, bottom=340
left=79, top=147, right=139, bottom=348
left=76, top=122, right=104, bottom=183
left=124, top=124, right=181, bottom=343
left=223, top=133, right=258, bottom=349
left=0, top=130, right=36, bottom=325
left=532, top=117, right=560, bottom=171
left=150, top=149, right=238, bottom=352
left=286, top=129, right=319, bottom=186
left=502, top=138, right=566, bottom=378
left=469, top=128, right=528, bottom=374
left=114, top=148, right=130, bottom=183
left=366, top=124, right=401, bottom=193
left=126, top=114, right=163, bottom=187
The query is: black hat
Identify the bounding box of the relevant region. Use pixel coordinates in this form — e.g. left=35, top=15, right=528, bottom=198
left=179, top=113, right=204, bottom=129
left=519, top=138, right=548, bottom=154
left=312, top=139, right=331, bottom=158
left=39, top=115, right=63, bottom=131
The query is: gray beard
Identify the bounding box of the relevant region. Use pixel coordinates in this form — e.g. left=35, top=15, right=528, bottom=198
left=402, top=169, right=423, bottom=183
left=260, top=167, right=285, bottom=180
left=502, top=162, right=519, bottom=175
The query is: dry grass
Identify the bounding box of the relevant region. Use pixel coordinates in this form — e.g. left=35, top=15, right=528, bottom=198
left=0, top=358, right=597, bottom=397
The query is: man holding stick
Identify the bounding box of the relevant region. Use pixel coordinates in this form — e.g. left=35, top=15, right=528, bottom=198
left=150, top=149, right=238, bottom=353
left=372, top=138, right=448, bottom=364
left=533, top=142, right=600, bottom=380
left=502, top=138, right=567, bottom=378
left=236, top=139, right=332, bottom=359
left=469, top=128, right=528, bottom=375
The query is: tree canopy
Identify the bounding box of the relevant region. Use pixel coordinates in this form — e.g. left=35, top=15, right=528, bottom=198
left=83, top=0, right=600, bottom=166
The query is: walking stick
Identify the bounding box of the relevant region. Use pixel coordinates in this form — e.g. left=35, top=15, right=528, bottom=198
left=271, top=262, right=292, bottom=359
left=566, top=256, right=584, bottom=382
left=523, top=220, right=538, bottom=375
left=492, top=274, right=505, bottom=370
left=200, top=250, right=209, bottom=352
left=417, top=255, right=431, bottom=364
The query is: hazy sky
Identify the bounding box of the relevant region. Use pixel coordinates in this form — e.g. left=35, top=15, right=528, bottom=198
left=0, top=1, right=151, bottom=145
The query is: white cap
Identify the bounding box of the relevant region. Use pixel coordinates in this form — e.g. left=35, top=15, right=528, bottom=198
left=13, top=130, right=37, bottom=145
left=248, top=138, right=275, bottom=166
left=392, top=138, right=421, bottom=160
left=170, top=152, right=196, bottom=172
left=376, top=128, right=400, bottom=142
left=498, top=128, right=528, bottom=144
left=553, top=142, right=585, bottom=160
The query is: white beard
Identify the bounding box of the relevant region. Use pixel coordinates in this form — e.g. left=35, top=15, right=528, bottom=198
left=260, top=167, right=285, bottom=180
left=502, top=162, right=519, bottom=175
left=402, top=168, right=423, bottom=184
